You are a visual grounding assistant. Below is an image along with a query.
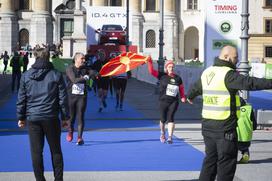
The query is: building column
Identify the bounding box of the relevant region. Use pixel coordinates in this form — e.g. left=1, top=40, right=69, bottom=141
left=131, top=0, right=144, bottom=52
left=164, top=0, right=178, bottom=61
left=0, top=0, right=18, bottom=54
left=30, top=0, right=53, bottom=47
left=92, top=0, right=106, bottom=6
left=71, top=0, right=87, bottom=55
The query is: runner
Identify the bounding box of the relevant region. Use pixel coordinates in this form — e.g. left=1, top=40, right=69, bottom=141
left=112, top=72, right=129, bottom=111
left=147, top=58, right=186, bottom=144
left=66, top=52, right=97, bottom=145
left=92, top=53, right=110, bottom=112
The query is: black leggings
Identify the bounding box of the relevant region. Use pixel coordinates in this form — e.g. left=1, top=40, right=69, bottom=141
left=68, top=95, right=87, bottom=138
left=113, top=78, right=127, bottom=104
left=159, top=100, right=179, bottom=123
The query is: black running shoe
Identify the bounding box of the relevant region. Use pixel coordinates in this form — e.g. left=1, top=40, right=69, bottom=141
left=98, top=107, right=103, bottom=112
left=76, top=138, right=84, bottom=146
left=102, top=100, right=107, bottom=108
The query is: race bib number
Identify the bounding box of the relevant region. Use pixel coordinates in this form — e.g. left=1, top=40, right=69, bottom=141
left=72, top=83, right=85, bottom=95
left=166, top=84, right=179, bottom=97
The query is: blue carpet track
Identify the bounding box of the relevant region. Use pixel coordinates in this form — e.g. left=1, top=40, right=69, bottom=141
left=1, top=90, right=270, bottom=172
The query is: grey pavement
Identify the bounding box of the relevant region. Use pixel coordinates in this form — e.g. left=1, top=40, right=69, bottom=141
left=0, top=76, right=272, bottom=181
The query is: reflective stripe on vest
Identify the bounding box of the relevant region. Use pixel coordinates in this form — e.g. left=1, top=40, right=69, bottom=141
left=201, top=66, right=240, bottom=120
left=236, top=104, right=253, bottom=142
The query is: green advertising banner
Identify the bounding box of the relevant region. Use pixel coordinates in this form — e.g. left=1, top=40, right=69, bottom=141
left=265, top=64, right=272, bottom=79
left=51, top=58, right=73, bottom=73
left=212, top=40, right=237, bottom=50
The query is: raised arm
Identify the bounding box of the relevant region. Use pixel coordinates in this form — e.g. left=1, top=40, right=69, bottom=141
left=147, top=57, right=159, bottom=78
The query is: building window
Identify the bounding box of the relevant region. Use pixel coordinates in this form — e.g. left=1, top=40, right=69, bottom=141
left=265, top=46, right=272, bottom=57
left=146, top=30, right=156, bottom=48
left=19, top=29, right=29, bottom=47
left=187, top=0, right=198, bottom=10
left=19, top=0, right=30, bottom=10
left=265, top=0, right=272, bottom=7
left=109, top=0, right=122, bottom=6
left=60, top=19, right=74, bottom=38
left=265, top=19, right=272, bottom=33
left=146, top=0, right=156, bottom=12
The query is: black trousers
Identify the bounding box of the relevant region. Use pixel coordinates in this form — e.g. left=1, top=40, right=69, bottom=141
left=199, top=133, right=238, bottom=181
left=68, top=95, right=87, bottom=138
left=11, top=71, right=21, bottom=91
left=28, top=120, right=63, bottom=181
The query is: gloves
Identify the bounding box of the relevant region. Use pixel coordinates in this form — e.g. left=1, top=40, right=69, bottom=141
left=83, top=75, right=89, bottom=80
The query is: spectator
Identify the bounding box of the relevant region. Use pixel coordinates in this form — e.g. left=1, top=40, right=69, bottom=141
left=23, top=52, right=29, bottom=72
left=17, top=47, right=70, bottom=181
left=1, top=51, right=9, bottom=74
left=10, top=51, right=22, bottom=92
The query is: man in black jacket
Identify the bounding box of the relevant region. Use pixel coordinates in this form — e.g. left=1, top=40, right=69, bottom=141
left=17, top=48, right=70, bottom=181
left=187, top=45, right=272, bottom=181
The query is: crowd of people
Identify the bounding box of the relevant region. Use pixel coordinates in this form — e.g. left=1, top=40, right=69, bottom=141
left=12, top=45, right=272, bottom=181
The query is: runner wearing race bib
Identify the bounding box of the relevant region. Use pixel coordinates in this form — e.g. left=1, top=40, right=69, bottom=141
left=147, top=58, right=186, bottom=144
left=66, top=52, right=97, bottom=145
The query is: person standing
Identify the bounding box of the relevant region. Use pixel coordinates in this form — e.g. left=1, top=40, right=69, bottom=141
left=66, top=52, right=97, bottom=145
left=10, top=52, right=22, bottom=92
left=187, top=45, right=272, bottom=181
left=23, top=52, right=29, bottom=72
left=17, top=47, right=70, bottom=181
left=147, top=58, right=186, bottom=144
left=1, top=51, right=9, bottom=74
left=237, top=97, right=257, bottom=164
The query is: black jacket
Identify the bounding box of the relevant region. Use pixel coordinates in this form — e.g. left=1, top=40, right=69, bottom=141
left=187, top=58, right=272, bottom=137
left=17, top=59, right=69, bottom=121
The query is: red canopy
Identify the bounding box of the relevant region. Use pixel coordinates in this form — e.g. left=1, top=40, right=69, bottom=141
left=99, top=52, right=150, bottom=77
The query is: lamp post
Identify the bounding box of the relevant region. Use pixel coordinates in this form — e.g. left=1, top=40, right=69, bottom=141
left=238, top=0, right=250, bottom=101
left=158, top=0, right=165, bottom=79
left=126, top=0, right=129, bottom=52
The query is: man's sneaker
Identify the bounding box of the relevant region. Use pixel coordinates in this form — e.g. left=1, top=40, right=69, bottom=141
left=76, top=138, right=84, bottom=146
left=102, top=100, right=107, bottom=108
left=66, top=132, right=73, bottom=142
left=166, top=138, right=173, bottom=144
left=239, top=153, right=250, bottom=164
left=98, top=107, right=103, bottom=112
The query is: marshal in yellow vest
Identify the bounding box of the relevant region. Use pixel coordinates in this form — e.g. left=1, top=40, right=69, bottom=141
left=201, top=66, right=240, bottom=120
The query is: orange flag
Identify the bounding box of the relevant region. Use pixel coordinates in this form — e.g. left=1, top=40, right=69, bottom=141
left=99, top=52, right=150, bottom=77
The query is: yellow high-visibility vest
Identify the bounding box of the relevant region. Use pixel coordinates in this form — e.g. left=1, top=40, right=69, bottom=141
left=236, top=104, right=253, bottom=142
left=201, top=66, right=240, bottom=120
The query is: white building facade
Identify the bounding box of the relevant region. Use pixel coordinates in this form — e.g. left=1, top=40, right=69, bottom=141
left=0, top=0, right=206, bottom=62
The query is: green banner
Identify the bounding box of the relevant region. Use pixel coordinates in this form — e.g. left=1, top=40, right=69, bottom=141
left=212, top=40, right=237, bottom=50
left=265, top=64, right=272, bottom=79
left=51, top=58, right=73, bottom=73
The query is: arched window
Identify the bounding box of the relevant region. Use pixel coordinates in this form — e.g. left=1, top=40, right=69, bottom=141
left=146, top=0, right=156, bottom=11
left=109, top=0, right=122, bottom=6
left=146, top=30, right=156, bottom=48
left=19, top=29, right=29, bottom=47
left=19, top=0, right=30, bottom=10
